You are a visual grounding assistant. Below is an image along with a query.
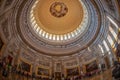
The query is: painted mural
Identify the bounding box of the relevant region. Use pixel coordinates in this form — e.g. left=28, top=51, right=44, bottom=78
left=66, top=67, right=79, bottom=77
left=37, top=67, right=49, bottom=76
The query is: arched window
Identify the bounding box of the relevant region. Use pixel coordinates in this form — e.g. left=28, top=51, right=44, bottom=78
left=60, top=35, right=63, bottom=40
left=103, top=40, right=110, bottom=52
left=107, top=16, right=119, bottom=29
left=107, top=34, right=114, bottom=46
left=109, top=26, right=117, bottom=40
left=98, top=44, right=104, bottom=54
left=57, top=35, right=60, bottom=41
left=49, top=34, right=52, bottom=40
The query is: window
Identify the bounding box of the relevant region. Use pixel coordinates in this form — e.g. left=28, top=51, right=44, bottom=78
left=98, top=44, right=104, bottom=53
left=107, top=34, right=114, bottom=46
left=107, top=16, right=119, bottom=29
left=109, top=26, right=117, bottom=40
left=103, top=40, right=110, bottom=52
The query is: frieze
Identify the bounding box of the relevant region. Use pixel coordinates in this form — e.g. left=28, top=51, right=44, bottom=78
left=64, top=60, right=78, bottom=67
left=38, top=60, right=50, bottom=67
left=84, top=54, right=96, bottom=62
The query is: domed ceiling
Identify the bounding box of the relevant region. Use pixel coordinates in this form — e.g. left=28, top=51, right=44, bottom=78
left=0, top=0, right=120, bottom=77
left=11, top=0, right=101, bottom=56
left=6, top=0, right=118, bottom=56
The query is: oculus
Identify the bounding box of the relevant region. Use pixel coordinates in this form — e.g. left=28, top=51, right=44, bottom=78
left=50, top=2, right=68, bottom=18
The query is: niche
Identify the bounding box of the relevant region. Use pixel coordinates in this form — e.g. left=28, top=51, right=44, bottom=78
left=19, top=60, right=31, bottom=73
